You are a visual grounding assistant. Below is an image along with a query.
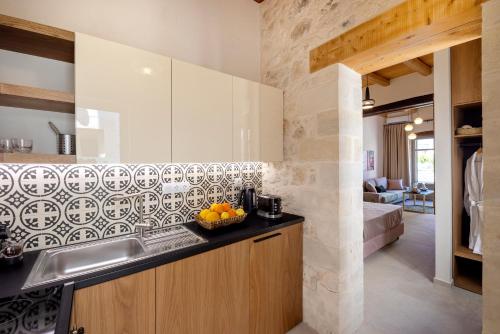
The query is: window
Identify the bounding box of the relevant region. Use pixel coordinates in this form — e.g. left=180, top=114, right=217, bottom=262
left=413, top=137, right=434, bottom=184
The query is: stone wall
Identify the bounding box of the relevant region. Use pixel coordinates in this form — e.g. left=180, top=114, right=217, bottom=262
left=481, top=0, right=500, bottom=332
left=260, top=1, right=403, bottom=332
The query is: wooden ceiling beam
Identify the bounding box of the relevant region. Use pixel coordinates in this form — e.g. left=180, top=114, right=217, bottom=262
left=363, top=94, right=434, bottom=117
left=404, top=58, right=433, bottom=76
left=363, top=72, right=390, bottom=87
left=310, top=0, right=485, bottom=75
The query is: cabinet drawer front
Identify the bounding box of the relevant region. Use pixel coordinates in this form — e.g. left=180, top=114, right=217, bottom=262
left=71, top=269, right=155, bottom=334
left=250, top=224, right=303, bottom=334
left=156, top=240, right=250, bottom=334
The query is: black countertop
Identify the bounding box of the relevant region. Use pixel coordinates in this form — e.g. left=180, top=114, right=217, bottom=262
left=0, top=213, right=304, bottom=333
left=0, top=212, right=304, bottom=299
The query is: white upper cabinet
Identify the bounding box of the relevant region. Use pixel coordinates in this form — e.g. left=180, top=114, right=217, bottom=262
left=233, top=78, right=284, bottom=162
left=260, top=84, right=283, bottom=162
left=172, top=59, right=233, bottom=163
left=75, top=33, right=172, bottom=163
left=233, top=77, right=260, bottom=161
left=74, top=33, right=281, bottom=164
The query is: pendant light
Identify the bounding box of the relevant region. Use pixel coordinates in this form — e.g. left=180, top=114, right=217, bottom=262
left=408, top=132, right=417, bottom=140
left=413, top=109, right=423, bottom=124
left=404, top=110, right=414, bottom=131
left=362, top=76, right=375, bottom=110
left=404, top=123, right=414, bottom=132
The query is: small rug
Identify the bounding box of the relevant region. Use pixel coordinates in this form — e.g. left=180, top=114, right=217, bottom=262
left=403, top=199, right=435, bottom=214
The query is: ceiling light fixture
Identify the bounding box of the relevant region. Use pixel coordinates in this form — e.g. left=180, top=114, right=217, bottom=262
left=413, top=109, right=423, bottom=124
left=362, top=76, right=375, bottom=110
left=408, top=132, right=417, bottom=140
left=404, top=123, right=414, bottom=132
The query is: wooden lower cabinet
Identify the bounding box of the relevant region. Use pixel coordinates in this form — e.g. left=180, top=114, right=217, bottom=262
left=249, top=224, right=303, bottom=334
left=70, top=269, right=155, bottom=334
left=156, top=240, right=251, bottom=334
left=69, top=224, right=302, bottom=334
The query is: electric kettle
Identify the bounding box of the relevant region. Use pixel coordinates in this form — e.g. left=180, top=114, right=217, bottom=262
left=239, top=187, right=257, bottom=213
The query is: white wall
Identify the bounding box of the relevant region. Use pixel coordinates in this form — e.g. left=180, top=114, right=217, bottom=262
left=433, top=49, right=453, bottom=285
left=0, top=0, right=261, bottom=81
left=369, top=71, right=434, bottom=105
left=363, top=116, right=384, bottom=179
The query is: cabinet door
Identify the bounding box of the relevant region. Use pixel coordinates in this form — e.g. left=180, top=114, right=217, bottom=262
left=71, top=269, right=155, bottom=334
left=75, top=33, right=172, bottom=163
left=250, top=224, right=302, bottom=334
left=260, top=84, right=284, bottom=162
left=451, top=39, right=482, bottom=106
left=172, top=59, right=233, bottom=162
left=156, top=240, right=250, bottom=334
left=233, top=77, right=260, bottom=161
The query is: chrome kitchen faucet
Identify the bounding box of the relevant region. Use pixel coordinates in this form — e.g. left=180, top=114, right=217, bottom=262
left=113, top=193, right=152, bottom=238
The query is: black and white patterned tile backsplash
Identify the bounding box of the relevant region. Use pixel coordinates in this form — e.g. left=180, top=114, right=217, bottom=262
left=0, top=162, right=262, bottom=252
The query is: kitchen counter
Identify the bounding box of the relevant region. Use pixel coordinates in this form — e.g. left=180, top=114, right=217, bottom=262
left=0, top=213, right=304, bottom=332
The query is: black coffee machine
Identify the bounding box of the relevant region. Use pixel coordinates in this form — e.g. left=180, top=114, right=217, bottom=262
left=239, top=187, right=257, bottom=213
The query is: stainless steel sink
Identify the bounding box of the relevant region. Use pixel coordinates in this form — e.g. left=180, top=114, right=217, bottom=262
left=23, top=225, right=206, bottom=290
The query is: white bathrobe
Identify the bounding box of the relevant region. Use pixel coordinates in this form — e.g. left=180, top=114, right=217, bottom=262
left=464, top=151, right=483, bottom=255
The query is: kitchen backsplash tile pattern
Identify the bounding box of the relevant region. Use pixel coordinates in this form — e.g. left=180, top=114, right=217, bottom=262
left=0, top=162, right=262, bottom=251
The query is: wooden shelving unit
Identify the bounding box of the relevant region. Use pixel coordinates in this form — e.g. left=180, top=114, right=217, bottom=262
left=0, top=82, right=75, bottom=113
left=454, top=245, right=482, bottom=262
left=454, top=133, right=482, bottom=139
left=0, top=153, right=76, bottom=164
left=454, top=270, right=482, bottom=295
left=451, top=39, right=483, bottom=295
left=0, top=14, right=77, bottom=164
left=0, top=14, right=74, bottom=63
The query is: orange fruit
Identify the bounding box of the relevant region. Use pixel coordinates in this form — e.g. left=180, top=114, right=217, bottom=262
left=227, top=209, right=237, bottom=218
left=205, top=212, right=220, bottom=222
left=199, top=209, right=210, bottom=219
left=222, top=202, right=232, bottom=212
left=213, top=204, right=224, bottom=214
left=210, top=203, right=219, bottom=211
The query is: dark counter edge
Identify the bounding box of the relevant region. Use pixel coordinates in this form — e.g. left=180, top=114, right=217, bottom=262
left=1, top=213, right=304, bottom=299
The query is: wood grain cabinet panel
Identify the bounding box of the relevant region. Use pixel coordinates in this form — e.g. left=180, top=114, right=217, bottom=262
left=70, top=269, right=155, bottom=334
left=156, top=240, right=250, bottom=334
left=172, top=59, right=233, bottom=163
left=250, top=224, right=303, bottom=334
left=68, top=225, right=302, bottom=334
left=451, top=39, right=482, bottom=106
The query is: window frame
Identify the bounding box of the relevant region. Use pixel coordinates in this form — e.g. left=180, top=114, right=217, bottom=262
left=411, top=131, right=435, bottom=185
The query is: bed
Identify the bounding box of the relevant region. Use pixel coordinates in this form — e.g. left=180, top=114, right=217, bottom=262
left=363, top=201, right=404, bottom=258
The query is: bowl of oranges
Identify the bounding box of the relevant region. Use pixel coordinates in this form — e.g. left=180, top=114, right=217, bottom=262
left=195, top=202, right=246, bottom=230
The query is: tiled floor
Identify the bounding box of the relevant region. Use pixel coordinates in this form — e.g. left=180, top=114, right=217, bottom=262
left=289, top=212, right=482, bottom=334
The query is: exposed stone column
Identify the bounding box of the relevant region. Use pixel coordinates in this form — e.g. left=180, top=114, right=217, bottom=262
left=263, top=63, right=363, bottom=334
left=482, top=0, right=500, bottom=332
